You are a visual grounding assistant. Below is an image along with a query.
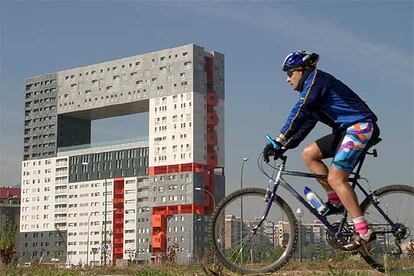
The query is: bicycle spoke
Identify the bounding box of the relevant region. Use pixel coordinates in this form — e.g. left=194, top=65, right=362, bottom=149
left=360, top=185, right=414, bottom=273
left=210, top=188, right=297, bottom=274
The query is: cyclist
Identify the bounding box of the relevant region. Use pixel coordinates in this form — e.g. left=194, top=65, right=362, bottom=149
left=263, top=50, right=380, bottom=251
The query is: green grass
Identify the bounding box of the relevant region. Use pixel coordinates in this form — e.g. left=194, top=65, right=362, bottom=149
left=0, top=264, right=205, bottom=276
left=1, top=259, right=413, bottom=276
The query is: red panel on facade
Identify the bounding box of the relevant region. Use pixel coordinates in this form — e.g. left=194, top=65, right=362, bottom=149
left=148, top=163, right=208, bottom=176
left=151, top=214, right=166, bottom=228
left=207, top=92, right=218, bottom=106
left=167, top=165, right=179, bottom=173
left=151, top=232, right=166, bottom=251
left=114, top=248, right=123, bottom=254
left=114, top=229, right=123, bottom=234
left=207, top=133, right=217, bottom=146
left=180, top=163, right=193, bottom=172
left=207, top=111, right=218, bottom=126
left=112, top=178, right=124, bottom=264
left=114, top=238, right=123, bottom=244
left=151, top=204, right=207, bottom=252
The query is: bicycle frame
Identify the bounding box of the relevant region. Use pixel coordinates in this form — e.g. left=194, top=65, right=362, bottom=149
left=253, top=153, right=399, bottom=239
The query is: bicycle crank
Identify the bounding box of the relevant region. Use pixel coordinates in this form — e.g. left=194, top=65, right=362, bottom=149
left=326, top=222, right=353, bottom=250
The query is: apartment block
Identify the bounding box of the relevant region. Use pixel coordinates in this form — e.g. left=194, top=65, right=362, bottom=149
left=20, top=44, right=225, bottom=266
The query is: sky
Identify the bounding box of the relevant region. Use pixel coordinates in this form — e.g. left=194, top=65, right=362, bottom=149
left=1, top=1, right=413, bottom=216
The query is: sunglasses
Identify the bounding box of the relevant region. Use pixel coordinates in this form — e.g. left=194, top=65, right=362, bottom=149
left=287, top=70, right=295, bottom=77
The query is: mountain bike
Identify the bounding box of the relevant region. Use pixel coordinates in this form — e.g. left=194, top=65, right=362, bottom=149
left=209, top=135, right=413, bottom=274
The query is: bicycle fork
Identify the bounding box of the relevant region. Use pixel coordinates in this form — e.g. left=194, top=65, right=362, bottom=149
left=252, top=164, right=284, bottom=234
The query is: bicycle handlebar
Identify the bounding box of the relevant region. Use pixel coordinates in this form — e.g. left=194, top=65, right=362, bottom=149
left=264, top=134, right=277, bottom=148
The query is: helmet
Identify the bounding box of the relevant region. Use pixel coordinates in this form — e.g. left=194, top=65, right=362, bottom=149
left=282, top=50, right=319, bottom=72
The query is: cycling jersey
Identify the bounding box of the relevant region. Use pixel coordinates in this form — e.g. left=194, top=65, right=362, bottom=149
left=280, top=69, right=377, bottom=149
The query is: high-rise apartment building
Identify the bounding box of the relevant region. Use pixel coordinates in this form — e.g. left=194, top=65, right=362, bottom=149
left=20, top=44, right=225, bottom=265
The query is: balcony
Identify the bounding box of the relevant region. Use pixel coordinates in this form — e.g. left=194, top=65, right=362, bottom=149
left=207, top=111, right=218, bottom=126
left=54, top=217, right=67, bottom=222
left=114, top=238, right=123, bottom=244
left=114, top=248, right=123, bottom=254
left=151, top=232, right=166, bottom=251
left=151, top=214, right=166, bottom=228
left=55, top=189, right=67, bottom=195
left=55, top=198, right=67, bottom=204
left=207, top=92, right=218, bottom=106
left=113, top=198, right=124, bottom=205
left=114, top=229, right=123, bottom=234
left=207, top=133, right=217, bottom=146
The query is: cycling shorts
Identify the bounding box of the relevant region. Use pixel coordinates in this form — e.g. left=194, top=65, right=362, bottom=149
left=315, top=122, right=378, bottom=173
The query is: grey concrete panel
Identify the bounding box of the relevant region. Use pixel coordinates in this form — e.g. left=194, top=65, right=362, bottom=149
left=19, top=230, right=67, bottom=264
left=68, top=147, right=149, bottom=183
left=24, top=73, right=58, bottom=160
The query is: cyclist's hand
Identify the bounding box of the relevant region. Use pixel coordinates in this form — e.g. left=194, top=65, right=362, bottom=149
left=263, top=140, right=284, bottom=163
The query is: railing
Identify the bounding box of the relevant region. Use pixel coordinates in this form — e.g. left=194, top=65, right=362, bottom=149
left=55, top=189, right=67, bottom=195
left=57, top=137, right=148, bottom=153
left=55, top=198, right=67, bottom=203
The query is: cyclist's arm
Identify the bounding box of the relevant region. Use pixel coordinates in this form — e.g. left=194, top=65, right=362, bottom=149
left=279, top=70, right=326, bottom=146
left=284, top=116, right=318, bottom=149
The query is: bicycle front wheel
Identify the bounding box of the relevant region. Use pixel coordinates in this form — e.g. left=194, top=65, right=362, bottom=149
left=209, top=188, right=297, bottom=274
left=359, top=184, right=414, bottom=273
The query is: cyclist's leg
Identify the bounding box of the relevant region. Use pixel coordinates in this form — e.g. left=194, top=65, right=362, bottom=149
left=328, top=167, right=361, bottom=218
left=304, top=132, right=345, bottom=209
left=329, top=167, right=376, bottom=250
left=328, top=122, right=376, bottom=250
left=302, top=141, right=331, bottom=191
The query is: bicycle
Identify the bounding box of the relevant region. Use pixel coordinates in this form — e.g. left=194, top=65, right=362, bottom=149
left=209, top=135, right=413, bottom=274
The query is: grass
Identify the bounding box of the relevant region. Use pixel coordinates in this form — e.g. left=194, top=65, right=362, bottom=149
left=1, top=258, right=413, bottom=276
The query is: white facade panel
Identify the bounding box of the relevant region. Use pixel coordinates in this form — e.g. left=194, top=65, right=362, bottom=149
left=20, top=157, right=68, bottom=233
left=149, top=92, right=199, bottom=167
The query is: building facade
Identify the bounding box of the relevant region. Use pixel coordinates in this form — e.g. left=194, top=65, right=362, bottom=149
left=20, top=44, right=225, bottom=265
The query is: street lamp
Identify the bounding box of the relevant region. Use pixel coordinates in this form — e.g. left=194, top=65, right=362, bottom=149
left=296, top=208, right=302, bottom=262
left=194, top=187, right=216, bottom=209
left=240, top=157, right=248, bottom=260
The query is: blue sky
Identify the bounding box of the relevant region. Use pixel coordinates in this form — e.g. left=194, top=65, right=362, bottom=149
left=1, top=1, right=413, bottom=212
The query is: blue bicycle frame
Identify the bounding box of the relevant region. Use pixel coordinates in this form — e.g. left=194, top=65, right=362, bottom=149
left=253, top=152, right=398, bottom=240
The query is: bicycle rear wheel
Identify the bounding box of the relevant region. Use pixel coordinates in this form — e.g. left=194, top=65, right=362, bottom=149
left=209, top=188, right=297, bottom=274
left=359, top=185, right=414, bottom=273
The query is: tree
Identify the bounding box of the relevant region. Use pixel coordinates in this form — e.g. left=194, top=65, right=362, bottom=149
left=166, top=242, right=179, bottom=263
left=0, top=222, right=17, bottom=266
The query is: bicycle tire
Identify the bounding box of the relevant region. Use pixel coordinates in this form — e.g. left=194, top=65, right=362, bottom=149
left=359, top=184, right=414, bottom=273
left=209, top=188, right=298, bottom=274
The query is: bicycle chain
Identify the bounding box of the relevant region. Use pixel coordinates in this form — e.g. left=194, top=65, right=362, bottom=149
left=326, top=222, right=353, bottom=250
